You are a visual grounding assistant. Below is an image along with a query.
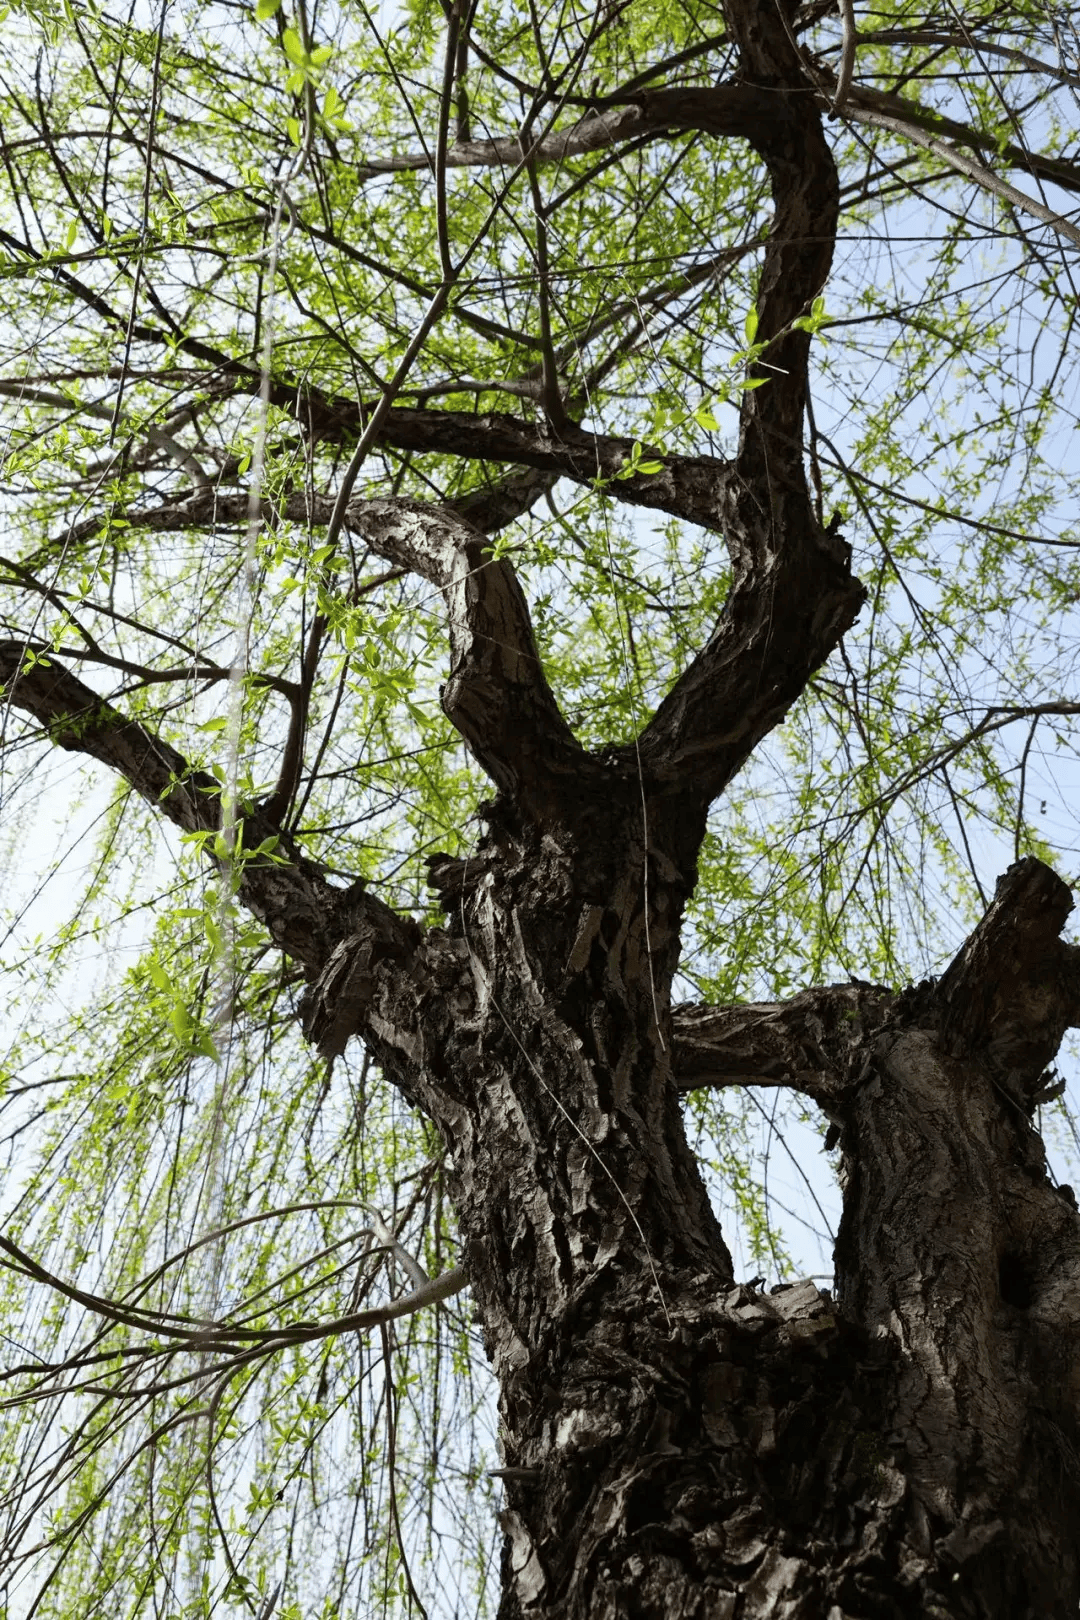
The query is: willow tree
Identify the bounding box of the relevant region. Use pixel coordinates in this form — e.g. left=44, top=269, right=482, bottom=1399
left=2, top=0, right=1080, bottom=1613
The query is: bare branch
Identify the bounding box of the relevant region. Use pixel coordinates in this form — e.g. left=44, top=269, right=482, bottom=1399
left=0, top=1219, right=467, bottom=1352
left=13, top=482, right=584, bottom=808
left=674, top=861, right=1080, bottom=1121
left=673, top=985, right=892, bottom=1107
left=633, top=3, right=864, bottom=802
left=0, top=640, right=416, bottom=974
left=182, top=387, right=734, bottom=536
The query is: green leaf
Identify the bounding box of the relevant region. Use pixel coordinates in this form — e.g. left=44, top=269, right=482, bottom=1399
left=254, top=0, right=281, bottom=15
left=744, top=306, right=758, bottom=345
left=193, top=1026, right=220, bottom=1061
left=281, top=26, right=307, bottom=65
left=147, top=958, right=171, bottom=991
left=167, top=998, right=193, bottom=1043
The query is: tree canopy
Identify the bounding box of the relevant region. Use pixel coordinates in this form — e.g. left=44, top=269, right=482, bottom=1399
left=1, top=0, right=1080, bottom=1613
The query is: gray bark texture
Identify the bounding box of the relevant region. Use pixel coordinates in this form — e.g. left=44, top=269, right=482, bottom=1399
left=3, top=0, right=1079, bottom=1613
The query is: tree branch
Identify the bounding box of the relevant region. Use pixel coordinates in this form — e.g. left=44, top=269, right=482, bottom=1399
left=0, top=380, right=211, bottom=487
left=43, top=403, right=729, bottom=544
left=0, top=640, right=416, bottom=975
left=260, top=611, right=322, bottom=832
left=235, top=403, right=734, bottom=538
left=342, top=499, right=585, bottom=811
left=674, top=859, right=1080, bottom=1119
left=633, top=0, right=864, bottom=804
left=349, top=83, right=769, bottom=180
left=836, top=80, right=1080, bottom=200
left=672, top=985, right=892, bottom=1108
left=934, top=857, right=1080, bottom=1102
left=834, top=93, right=1080, bottom=250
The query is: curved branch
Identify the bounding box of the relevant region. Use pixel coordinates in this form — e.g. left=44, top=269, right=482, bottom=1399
left=634, top=0, right=864, bottom=803
left=349, top=85, right=761, bottom=179
left=221, top=401, right=733, bottom=537
left=0, top=640, right=416, bottom=975
left=262, top=611, right=324, bottom=830
left=343, top=499, right=586, bottom=811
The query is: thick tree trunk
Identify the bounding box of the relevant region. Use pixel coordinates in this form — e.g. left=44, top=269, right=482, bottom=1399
left=298, top=780, right=1080, bottom=1620
left=11, top=638, right=1080, bottom=1616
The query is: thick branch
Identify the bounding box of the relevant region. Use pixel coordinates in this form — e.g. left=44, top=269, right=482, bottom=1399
left=672, top=985, right=893, bottom=1108
left=343, top=499, right=585, bottom=811
left=351, top=83, right=788, bottom=180
left=634, top=0, right=864, bottom=803
left=347, top=50, right=1080, bottom=206
left=276, top=404, right=734, bottom=537
left=47, top=404, right=730, bottom=543
left=43, top=460, right=561, bottom=563
left=451, top=463, right=560, bottom=534
left=0, top=641, right=415, bottom=974
left=675, top=859, right=1080, bottom=1118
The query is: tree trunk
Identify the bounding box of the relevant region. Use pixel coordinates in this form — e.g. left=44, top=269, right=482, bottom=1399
left=298, top=761, right=1080, bottom=1620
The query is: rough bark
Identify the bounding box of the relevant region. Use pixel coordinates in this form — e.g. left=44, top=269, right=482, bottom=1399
left=9, top=630, right=1080, bottom=1615
left=303, top=837, right=1080, bottom=1620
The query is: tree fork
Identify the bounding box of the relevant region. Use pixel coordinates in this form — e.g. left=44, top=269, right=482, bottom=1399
left=297, top=717, right=1080, bottom=1618
left=483, top=861, right=1080, bottom=1619
left=485, top=864, right=1079, bottom=1619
